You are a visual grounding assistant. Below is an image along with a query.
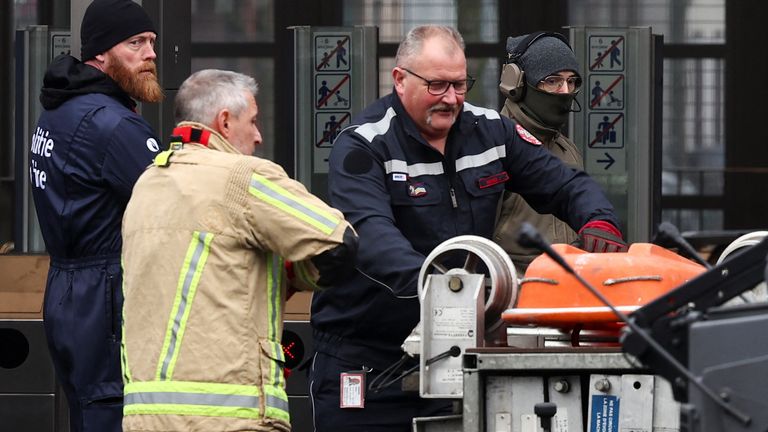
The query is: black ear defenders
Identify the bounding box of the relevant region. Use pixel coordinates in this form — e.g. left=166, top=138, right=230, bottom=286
left=499, top=31, right=573, bottom=102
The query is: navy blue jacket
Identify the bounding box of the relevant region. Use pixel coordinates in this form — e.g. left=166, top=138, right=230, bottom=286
left=311, top=92, right=618, bottom=369
left=30, top=55, right=160, bottom=260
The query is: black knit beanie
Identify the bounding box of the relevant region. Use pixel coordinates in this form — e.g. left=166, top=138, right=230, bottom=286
left=80, top=0, right=156, bottom=61
left=506, top=33, right=580, bottom=87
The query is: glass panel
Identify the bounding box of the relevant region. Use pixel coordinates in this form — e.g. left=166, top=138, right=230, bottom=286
left=662, top=58, right=725, bottom=196
left=191, top=0, right=274, bottom=42
left=457, top=0, right=498, bottom=43
left=661, top=208, right=678, bottom=227
left=680, top=171, right=701, bottom=196
left=378, top=57, right=396, bottom=98
left=466, top=57, right=499, bottom=110
left=662, top=170, right=696, bottom=195
left=190, top=58, right=275, bottom=160
left=701, top=170, right=722, bottom=195
left=568, top=0, right=724, bottom=44
left=14, top=0, right=38, bottom=28
left=343, top=0, right=498, bottom=43
left=377, top=57, right=499, bottom=111
left=663, top=205, right=722, bottom=232
left=679, top=209, right=701, bottom=231
left=701, top=209, right=723, bottom=231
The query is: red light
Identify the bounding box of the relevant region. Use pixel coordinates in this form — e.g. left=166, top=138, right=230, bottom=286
left=283, top=341, right=296, bottom=360
left=280, top=330, right=305, bottom=369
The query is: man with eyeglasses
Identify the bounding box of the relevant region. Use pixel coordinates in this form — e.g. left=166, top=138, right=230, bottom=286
left=310, top=25, right=624, bottom=431
left=493, top=32, right=627, bottom=276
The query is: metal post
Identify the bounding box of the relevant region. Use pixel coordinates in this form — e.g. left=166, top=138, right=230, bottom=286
left=0, top=0, right=13, bottom=244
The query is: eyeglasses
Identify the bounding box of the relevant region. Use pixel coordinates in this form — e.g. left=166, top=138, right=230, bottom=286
left=539, top=75, right=583, bottom=93
left=401, top=67, right=476, bottom=96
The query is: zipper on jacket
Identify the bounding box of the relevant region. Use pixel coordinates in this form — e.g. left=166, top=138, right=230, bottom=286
left=449, top=187, right=458, bottom=208
left=106, top=272, right=118, bottom=342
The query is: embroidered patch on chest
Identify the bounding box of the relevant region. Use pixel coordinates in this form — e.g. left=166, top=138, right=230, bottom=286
left=477, top=171, right=510, bottom=189
left=408, top=182, right=428, bottom=197
left=515, top=124, right=542, bottom=145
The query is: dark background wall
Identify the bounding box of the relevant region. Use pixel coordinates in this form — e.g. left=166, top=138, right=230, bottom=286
left=724, top=2, right=768, bottom=229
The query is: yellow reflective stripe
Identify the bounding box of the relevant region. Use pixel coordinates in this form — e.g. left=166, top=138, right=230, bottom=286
left=264, top=385, right=290, bottom=422
left=123, top=381, right=289, bottom=422
left=156, top=231, right=214, bottom=380
left=294, top=261, right=321, bottom=291
left=124, top=403, right=260, bottom=419
left=248, top=173, right=340, bottom=235
left=127, top=380, right=260, bottom=395
left=266, top=254, right=284, bottom=388
left=120, top=257, right=132, bottom=383
left=124, top=381, right=261, bottom=419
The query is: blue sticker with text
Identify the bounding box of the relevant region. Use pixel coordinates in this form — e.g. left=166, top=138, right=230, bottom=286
left=590, top=394, right=619, bottom=432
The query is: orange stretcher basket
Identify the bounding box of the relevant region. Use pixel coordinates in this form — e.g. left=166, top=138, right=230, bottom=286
left=502, top=243, right=706, bottom=330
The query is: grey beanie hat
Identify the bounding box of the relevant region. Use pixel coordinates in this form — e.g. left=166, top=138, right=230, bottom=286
left=506, top=33, right=580, bottom=86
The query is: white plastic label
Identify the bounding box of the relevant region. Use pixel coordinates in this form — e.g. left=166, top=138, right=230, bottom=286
left=431, top=306, right=474, bottom=339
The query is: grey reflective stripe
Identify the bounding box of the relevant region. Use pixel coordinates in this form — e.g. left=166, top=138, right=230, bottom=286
left=356, top=107, right=397, bottom=142
left=384, top=159, right=407, bottom=174
left=268, top=253, right=282, bottom=386
left=160, top=232, right=208, bottom=380
left=249, top=178, right=338, bottom=233
left=384, top=159, right=444, bottom=177
left=267, top=394, right=290, bottom=412
left=125, top=391, right=259, bottom=408
left=463, top=101, right=501, bottom=120
left=455, top=145, right=507, bottom=172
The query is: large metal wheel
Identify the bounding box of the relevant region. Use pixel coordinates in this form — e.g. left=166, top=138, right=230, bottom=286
left=418, top=235, right=519, bottom=333
left=718, top=231, right=768, bottom=304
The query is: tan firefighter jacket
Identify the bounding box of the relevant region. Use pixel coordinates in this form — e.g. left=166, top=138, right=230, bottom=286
left=493, top=100, right=583, bottom=275
left=121, top=122, right=352, bottom=431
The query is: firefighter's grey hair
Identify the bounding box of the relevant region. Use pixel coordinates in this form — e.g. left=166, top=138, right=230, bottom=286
left=395, top=25, right=465, bottom=68
left=174, top=69, right=259, bottom=125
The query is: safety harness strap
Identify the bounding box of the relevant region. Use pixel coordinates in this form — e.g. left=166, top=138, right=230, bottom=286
left=172, top=126, right=211, bottom=146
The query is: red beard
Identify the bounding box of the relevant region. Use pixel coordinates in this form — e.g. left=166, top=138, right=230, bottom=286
left=106, top=55, right=164, bottom=103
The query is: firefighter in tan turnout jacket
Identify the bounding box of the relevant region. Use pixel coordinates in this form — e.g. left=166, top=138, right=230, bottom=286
left=121, top=69, right=358, bottom=432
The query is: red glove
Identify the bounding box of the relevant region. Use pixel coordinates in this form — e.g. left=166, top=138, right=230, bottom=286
left=578, top=220, right=628, bottom=253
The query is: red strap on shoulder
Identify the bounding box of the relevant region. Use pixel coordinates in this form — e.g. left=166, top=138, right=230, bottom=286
left=172, top=126, right=211, bottom=146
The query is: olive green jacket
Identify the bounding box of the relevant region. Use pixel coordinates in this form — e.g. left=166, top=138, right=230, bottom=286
left=493, top=101, right=583, bottom=275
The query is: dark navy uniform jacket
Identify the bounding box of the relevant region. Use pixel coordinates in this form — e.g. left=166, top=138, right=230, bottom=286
left=29, top=55, right=159, bottom=429
left=311, top=91, right=618, bottom=370
left=31, top=55, right=160, bottom=259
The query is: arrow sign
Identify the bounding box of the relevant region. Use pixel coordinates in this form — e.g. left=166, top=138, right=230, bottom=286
left=596, top=152, right=615, bottom=170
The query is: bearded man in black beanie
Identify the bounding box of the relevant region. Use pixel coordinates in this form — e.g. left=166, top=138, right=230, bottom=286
left=29, top=1, right=162, bottom=431
left=493, top=32, right=627, bottom=274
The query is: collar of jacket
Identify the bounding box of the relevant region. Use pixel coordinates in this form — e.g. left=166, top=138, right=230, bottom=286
left=174, top=121, right=241, bottom=154
left=389, top=90, right=470, bottom=147
left=39, top=55, right=136, bottom=111
left=503, top=99, right=562, bottom=143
